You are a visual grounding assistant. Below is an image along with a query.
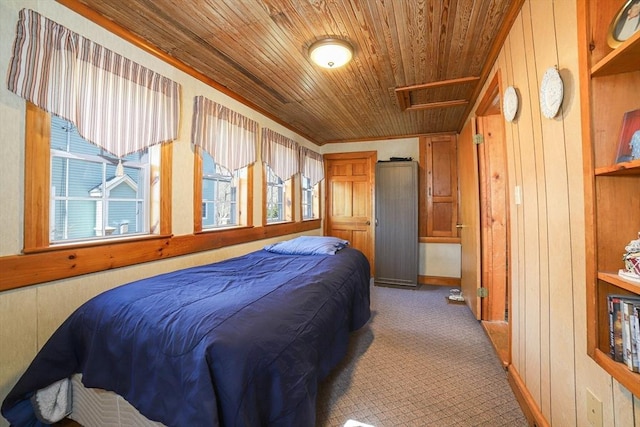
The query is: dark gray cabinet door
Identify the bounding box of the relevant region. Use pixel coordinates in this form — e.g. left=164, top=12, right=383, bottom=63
left=374, top=161, right=418, bottom=287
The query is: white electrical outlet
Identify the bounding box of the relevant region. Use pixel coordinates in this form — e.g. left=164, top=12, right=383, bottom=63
left=586, top=389, right=603, bottom=427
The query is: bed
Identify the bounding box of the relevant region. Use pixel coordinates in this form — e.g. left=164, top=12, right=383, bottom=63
left=2, top=236, right=371, bottom=426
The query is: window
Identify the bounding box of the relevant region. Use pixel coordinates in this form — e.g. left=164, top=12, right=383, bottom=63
left=201, top=150, right=248, bottom=229
left=24, top=104, right=170, bottom=251
left=50, top=116, right=153, bottom=242
left=265, top=166, right=293, bottom=223
left=301, top=176, right=320, bottom=220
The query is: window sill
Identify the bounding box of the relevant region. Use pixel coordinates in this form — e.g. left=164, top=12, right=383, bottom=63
left=23, top=233, right=174, bottom=255
left=195, top=225, right=254, bottom=235
left=1, top=221, right=321, bottom=292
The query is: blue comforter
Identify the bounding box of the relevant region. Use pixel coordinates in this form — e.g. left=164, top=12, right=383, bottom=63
left=2, top=248, right=371, bottom=426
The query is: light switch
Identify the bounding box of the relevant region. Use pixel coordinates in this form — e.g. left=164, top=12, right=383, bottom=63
left=514, top=185, right=522, bottom=205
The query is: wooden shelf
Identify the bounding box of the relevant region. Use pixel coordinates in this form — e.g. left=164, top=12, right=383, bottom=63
left=591, top=31, right=640, bottom=78
left=593, top=348, right=640, bottom=397
left=598, top=271, right=640, bottom=293
left=580, top=0, right=640, bottom=398
left=595, top=160, right=640, bottom=176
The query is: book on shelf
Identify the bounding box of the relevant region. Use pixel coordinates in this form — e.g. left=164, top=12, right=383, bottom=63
left=608, top=294, right=640, bottom=372
left=622, top=300, right=639, bottom=372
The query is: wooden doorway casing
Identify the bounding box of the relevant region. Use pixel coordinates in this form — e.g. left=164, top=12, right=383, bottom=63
left=475, top=71, right=511, bottom=367
left=324, top=151, right=376, bottom=275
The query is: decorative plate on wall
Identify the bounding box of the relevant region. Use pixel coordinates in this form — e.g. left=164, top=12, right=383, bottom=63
left=540, top=67, right=563, bottom=119
left=503, top=86, right=518, bottom=122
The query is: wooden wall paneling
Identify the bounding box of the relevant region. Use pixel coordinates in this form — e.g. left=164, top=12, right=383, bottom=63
left=510, top=3, right=543, bottom=410
left=612, top=386, right=635, bottom=427
left=497, top=24, right=524, bottom=374
left=554, top=0, right=593, bottom=423
left=522, top=0, right=553, bottom=419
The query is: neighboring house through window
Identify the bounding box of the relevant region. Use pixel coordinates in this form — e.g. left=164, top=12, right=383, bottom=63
left=265, top=165, right=292, bottom=223
left=301, top=175, right=320, bottom=220
left=201, top=149, right=248, bottom=228
left=50, top=116, right=151, bottom=242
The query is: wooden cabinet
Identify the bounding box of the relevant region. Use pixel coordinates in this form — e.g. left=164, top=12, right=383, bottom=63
left=374, top=161, right=418, bottom=287
left=419, top=134, right=458, bottom=238
left=578, top=0, right=640, bottom=397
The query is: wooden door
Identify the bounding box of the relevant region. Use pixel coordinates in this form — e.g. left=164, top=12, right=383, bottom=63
left=324, top=152, right=376, bottom=274
left=477, top=114, right=508, bottom=321
left=458, top=118, right=482, bottom=319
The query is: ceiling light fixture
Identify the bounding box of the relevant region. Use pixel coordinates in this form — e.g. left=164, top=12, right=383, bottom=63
left=308, top=38, right=353, bottom=69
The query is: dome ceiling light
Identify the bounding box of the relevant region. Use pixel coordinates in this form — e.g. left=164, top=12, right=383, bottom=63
left=308, top=38, right=353, bottom=69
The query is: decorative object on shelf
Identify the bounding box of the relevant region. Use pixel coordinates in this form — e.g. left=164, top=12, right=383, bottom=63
left=539, top=66, right=563, bottom=119
left=619, top=232, right=640, bottom=283
left=503, top=85, right=519, bottom=122
left=607, top=0, right=640, bottom=48
left=615, top=109, right=640, bottom=163
left=308, top=38, right=353, bottom=69
left=631, top=131, right=640, bottom=160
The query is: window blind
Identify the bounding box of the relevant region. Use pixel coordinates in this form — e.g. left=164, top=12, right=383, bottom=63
left=261, top=128, right=299, bottom=181
left=191, top=96, right=258, bottom=173
left=299, top=146, right=324, bottom=186
left=6, top=9, right=180, bottom=158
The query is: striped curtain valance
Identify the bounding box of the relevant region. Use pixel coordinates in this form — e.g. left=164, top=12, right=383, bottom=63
left=261, top=128, right=300, bottom=181
left=299, top=146, right=324, bottom=186
left=6, top=9, right=180, bottom=158
left=191, top=96, right=258, bottom=172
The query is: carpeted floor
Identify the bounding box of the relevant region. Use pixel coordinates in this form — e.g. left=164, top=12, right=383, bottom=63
left=316, top=284, right=527, bottom=427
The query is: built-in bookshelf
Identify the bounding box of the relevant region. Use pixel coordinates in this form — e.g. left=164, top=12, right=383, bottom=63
left=578, top=0, right=640, bottom=397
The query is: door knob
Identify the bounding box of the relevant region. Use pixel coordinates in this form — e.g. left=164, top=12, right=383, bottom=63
left=456, top=224, right=466, bottom=228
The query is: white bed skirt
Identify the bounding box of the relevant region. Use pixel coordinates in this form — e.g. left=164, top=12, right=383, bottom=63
left=68, top=374, right=165, bottom=427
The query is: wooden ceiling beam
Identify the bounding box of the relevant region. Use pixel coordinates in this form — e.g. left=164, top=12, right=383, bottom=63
left=406, top=99, right=469, bottom=111
left=396, top=76, right=480, bottom=92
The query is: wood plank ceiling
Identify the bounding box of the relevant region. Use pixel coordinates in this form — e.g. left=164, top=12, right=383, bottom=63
left=60, top=0, right=520, bottom=145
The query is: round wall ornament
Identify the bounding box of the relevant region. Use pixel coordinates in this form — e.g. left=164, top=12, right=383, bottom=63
left=540, top=67, right=563, bottom=119
left=503, top=86, right=518, bottom=122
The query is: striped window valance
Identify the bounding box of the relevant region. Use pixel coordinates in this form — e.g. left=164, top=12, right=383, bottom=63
left=6, top=9, right=180, bottom=158
left=191, top=96, right=258, bottom=172
left=299, top=146, right=324, bottom=186
left=261, top=128, right=300, bottom=181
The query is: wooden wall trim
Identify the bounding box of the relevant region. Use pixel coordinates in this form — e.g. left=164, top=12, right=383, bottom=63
left=420, top=237, right=461, bottom=244
left=418, top=275, right=461, bottom=287
left=0, top=220, right=320, bottom=292
left=507, top=365, right=550, bottom=427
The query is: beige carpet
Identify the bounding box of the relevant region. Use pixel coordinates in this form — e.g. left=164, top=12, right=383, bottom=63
left=316, top=285, right=527, bottom=427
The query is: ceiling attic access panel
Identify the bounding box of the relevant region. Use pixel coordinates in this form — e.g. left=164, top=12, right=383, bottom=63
left=395, top=76, right=480, bottom=112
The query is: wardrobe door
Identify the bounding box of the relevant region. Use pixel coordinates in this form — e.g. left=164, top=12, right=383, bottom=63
left=374, top=161, right=418, bottom=287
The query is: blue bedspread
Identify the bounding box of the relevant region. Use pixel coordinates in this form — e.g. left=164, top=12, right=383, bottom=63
left=2, top=248, right=371, bottom=426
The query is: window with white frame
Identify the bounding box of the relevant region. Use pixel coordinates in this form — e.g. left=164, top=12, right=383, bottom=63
left=301, top=176, right=320, bottom=220
left=201, top=150, right=248, bottom=228
left=266, top=165, right=292, bottom=223
left=50, top=115, right=156, bottom=243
